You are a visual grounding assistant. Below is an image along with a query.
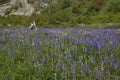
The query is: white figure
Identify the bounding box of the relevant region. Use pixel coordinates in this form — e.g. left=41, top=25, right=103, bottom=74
left=29, top=21, right=37, bottom=30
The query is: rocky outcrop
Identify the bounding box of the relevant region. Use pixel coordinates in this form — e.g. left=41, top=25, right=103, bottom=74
left=0, top=0, right=35, bottom=16
left=0, top=0, right=57, bottom=16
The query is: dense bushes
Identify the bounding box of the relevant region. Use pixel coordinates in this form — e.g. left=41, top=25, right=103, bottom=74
left=0, top=15, right=30, bottom=27
left=0, top=0, right=120, bottom=28
left=101, top=0, right=120, bottom=13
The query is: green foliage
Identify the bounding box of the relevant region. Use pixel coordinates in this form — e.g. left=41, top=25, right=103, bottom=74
left=54, top=9, right=72, bottom=22
left=0, top=15, right=30, bottom=27
left=72, top=1, right=93, bottom=15
left=0, top=0, right=9, bottom=4
left=77, top=15, right=91, bottom=24
left=36, top=14, right=51, bottom=26
left=91, top=14, right=109, bottom=23
left=101, top=0, right=120, bottom=13
left=90, top=13, right=120, bottom=24
left=0, top=0, right=120, bottom=28
left=42, top=0, right=72, bottom=15
left=58, top=0, right=72, bottom=9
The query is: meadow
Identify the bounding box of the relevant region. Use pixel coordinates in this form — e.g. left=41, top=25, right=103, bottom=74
left=0, top=28, right=120, bottom=80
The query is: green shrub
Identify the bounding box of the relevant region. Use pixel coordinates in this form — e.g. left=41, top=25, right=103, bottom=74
left=71, top=1, right=93, bottom=15
left=57, top=0, right=72, bottom=9
left=76, top=15, right=91, bottom=24
left=101, top=0, right=120, bottom=13
left=33, top=14, right=51, bottom=26
left=90, top=13, right=120, bottom=24
left=90, top=14, right=109, bottom=23
left=52, top=8, right=73, bottom=23
left=108, top=13, right=120, bottom=23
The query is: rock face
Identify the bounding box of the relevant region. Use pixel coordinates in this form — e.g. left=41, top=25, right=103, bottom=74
left=0, top=0, right=57, bottom=16
left=0, top=0, right=35, bottom=16
left=11, top=0, right=35, bottom=15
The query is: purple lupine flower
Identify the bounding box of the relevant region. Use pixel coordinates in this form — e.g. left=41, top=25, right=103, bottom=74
left=33, top=39, right=41, bottom=46
left=61, top=54, right=64, bottom=59
left=0, top=44, right=3, bottom=49
left=93, top=41, right=99, bottom=50
left=99, top=70, right=104, bottom=78
left=114, top=60, right=120, bottom=69
left=66, top=51, right=71, bottom=61
left=55, top=42, right=59, bottom=47
left=62, top=64, right=65, bottom=72
left=38, top=70, right=41, bottom=77
left=56, top=60, right=63, bottom=68
left=33, top=57, right=37, bottom=64
left=84, top=46, right=89, bottom=54
left=51, top=53, right=55, bottom=59
left=110, top=55, right=114, bottom=66
left=67, top=62, right=71, bottom=70
left=104, top=56, right=109, bottom=65
left=82, top=62, right=90, bottom=73
left=73, top=61, right=77, bottom=72
left=42, top=57, right=46, bottom=64
left=73, top=61, right=77, bottom=78
left=106, top=45, right=110, bottom=51
left=13, top=49, right=17, bottom=56
left=61, top=43, right=64, bottom=48
left=94, top=67, right=99, bottom=79
left=75, top=38, right=79, bottom=45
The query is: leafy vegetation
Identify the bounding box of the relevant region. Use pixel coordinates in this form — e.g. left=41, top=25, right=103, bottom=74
left=0, top=0, right=120, bottom=28
left=0, top=0, right=9, bottom=4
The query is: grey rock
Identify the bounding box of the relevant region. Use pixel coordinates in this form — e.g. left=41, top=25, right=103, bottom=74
left=0, top=0, right=57, bottom=16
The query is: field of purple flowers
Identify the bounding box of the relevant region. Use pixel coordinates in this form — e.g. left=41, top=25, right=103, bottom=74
left=0, top=28, right=120, bottom=80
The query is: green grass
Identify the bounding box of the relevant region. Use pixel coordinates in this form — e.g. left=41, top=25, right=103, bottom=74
left=0, top=12, right=120, bottom=28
